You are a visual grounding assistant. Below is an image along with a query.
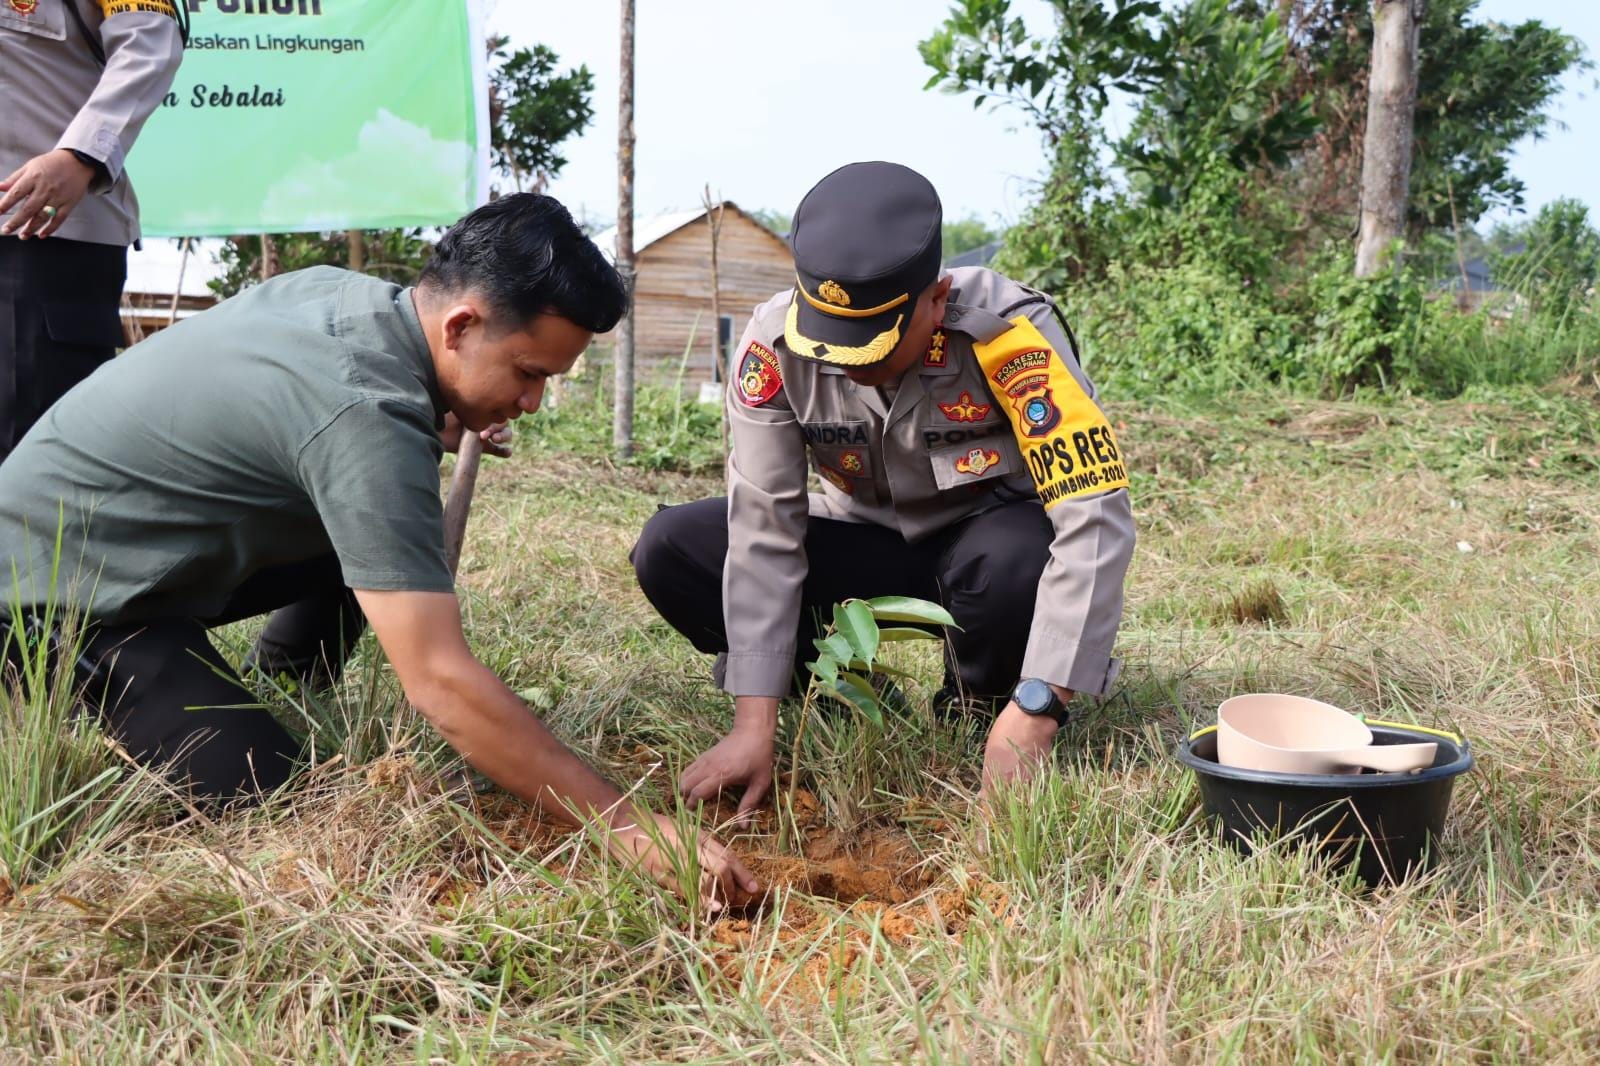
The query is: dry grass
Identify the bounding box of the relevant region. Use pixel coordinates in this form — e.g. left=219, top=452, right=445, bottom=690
left=2, top=384, right=1599, bottom=1063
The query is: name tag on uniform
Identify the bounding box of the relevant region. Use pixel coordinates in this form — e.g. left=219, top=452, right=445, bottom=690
left=801, top=421, right=869, bottom=447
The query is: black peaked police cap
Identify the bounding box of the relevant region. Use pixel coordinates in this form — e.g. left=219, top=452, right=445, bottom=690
left=784, top=162, right=943, bottom=367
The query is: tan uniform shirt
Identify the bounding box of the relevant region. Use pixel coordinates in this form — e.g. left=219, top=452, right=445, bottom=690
left=0, top=0, right=183, bottom=246
left=723, top=266, right=1136, bottom=699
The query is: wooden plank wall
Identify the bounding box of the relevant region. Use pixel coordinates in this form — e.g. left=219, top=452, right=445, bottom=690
left=602, top=209, right=793, bottom=383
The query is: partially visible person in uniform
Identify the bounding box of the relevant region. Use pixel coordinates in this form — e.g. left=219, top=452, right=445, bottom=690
left=0, top=0, right=185, bottom=459
left=0, top=194, right=759, bottom=907
left=632, top=162, right=1136, bottom=812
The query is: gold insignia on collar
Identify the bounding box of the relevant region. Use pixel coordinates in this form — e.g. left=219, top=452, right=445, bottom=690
left=818, top=280, right=851, bottom=307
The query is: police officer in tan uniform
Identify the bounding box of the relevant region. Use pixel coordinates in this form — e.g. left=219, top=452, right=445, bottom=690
left=0, top=0, right=184, bottom=456
left=632, top=162, right=1136, bottom=812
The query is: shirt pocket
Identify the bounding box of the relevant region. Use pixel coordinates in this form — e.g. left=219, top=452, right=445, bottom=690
left=803, top=420, right=878, bottom=505
left=1, top=1, right=69, bottom=41
left=928, top=438, right=1019, bottom=492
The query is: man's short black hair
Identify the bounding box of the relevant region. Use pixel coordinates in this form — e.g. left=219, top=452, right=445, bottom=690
left=419, top=193, right=629, bottom=334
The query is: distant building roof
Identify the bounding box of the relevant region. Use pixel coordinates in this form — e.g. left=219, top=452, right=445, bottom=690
left=944, top=239, right=1001, bottom=269
left=592, top=202, right=784, bottom=262
left=1439, top=255, right=1499, bottom=294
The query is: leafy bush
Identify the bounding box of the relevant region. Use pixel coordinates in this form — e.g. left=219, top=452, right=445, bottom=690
left=1295, top=252, right=1439, bottom=392
left=1070, top=248, right=1598, bottom=400
left=1073, top=261, right=1297, bottom=394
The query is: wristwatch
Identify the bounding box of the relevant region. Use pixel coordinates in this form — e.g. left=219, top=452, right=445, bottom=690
left=68, top=149, right=106, bottom=180
left=1012, top=678, right=1068, bottom=726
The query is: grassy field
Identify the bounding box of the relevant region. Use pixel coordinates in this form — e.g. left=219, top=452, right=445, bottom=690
left=3, top=376, right=1599, bottom=1063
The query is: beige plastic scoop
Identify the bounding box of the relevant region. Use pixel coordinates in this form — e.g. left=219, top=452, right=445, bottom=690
left=1216, top=694, right=1437, bottom=775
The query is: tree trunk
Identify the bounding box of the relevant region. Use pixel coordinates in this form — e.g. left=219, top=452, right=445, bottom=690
left=1355, top=0, right=1424, bottom=278
left=613, top=0, right=637, bottom=461
left=347, top=229, right=366, bottom=273
left=259, top=234, right=280, bottom=282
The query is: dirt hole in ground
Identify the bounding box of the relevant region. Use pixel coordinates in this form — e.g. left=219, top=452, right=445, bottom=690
left=694, top=790, right=1012, bottom=1005
left=345, top=771, right=1009, bottom=1006
left=738, top=824, right=933, bottom=908
left=390, top=778, right=1009, bottom=1003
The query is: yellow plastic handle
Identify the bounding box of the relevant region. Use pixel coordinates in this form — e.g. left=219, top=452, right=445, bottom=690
left=1189, top=719, right=1461, bottom=744
left=1364, top=718, right=1462, bottom=744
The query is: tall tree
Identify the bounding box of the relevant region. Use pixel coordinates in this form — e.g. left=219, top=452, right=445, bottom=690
left=921, top=0, right=1585, bottom=278
left=487, top=37, right=595, bottom=195
left=1255, top=0, right=1585, bottom=237
left=613, top=0, right=637, bottom=461
left=1355, top=0, right=1425, bottom=277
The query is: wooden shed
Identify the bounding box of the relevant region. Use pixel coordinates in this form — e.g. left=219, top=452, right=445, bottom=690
left=593, top=203, right=793, bottom=383
left=120, top=237, right=224, bottom=345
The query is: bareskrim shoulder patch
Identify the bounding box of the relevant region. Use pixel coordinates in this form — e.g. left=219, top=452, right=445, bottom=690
left=736, top=341, right=782, bottom=407
left=974, top=316, right=1128, bottom=509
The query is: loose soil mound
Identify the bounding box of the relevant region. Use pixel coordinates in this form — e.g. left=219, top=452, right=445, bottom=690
left=414, top=780, right=1007, bottom=1005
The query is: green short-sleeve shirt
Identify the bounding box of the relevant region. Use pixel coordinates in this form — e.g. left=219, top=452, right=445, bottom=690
left=0, top=266, right=455, bottom=622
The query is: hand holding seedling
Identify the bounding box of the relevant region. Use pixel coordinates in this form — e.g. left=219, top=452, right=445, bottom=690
left=440, top=413, right=514, bottom=459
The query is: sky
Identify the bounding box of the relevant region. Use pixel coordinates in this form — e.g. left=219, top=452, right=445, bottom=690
left=486, top=0, right=1597, bottom=233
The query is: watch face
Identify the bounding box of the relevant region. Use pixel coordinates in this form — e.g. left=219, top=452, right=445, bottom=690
left=1016, top=679, right=1053, bottom=714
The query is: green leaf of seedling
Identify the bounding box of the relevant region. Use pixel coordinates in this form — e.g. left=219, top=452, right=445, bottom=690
left=845, top=660, right=916, bottom=680
left=865, top=595, right=959, bottom=629
left=813, top=632, right=854, bottom=666
left=875, top=626, right=943, bottom=643
left=806, top=657, right=839, bottom=687
left=832, top=672, right=884, bottom=728
left=836, top=599, right=880, bottom=667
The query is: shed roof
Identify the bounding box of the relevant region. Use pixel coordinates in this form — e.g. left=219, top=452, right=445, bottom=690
left=591, top=202, right=784, bottom=263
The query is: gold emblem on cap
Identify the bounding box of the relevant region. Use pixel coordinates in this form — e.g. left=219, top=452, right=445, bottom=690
left=785, top=301, right=904, bottom=366
left=818, top=280, right=851, bottom=307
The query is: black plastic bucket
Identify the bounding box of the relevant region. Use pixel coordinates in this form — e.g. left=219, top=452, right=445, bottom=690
left=1175, top=720, right=1474, bottom=886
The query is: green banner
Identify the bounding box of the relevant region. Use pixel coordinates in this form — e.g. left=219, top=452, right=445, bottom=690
left=131, top=0, right=488, bottom=237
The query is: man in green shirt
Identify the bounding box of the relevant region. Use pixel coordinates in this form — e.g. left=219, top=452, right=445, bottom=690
left=0, top=193, right=758, bottom=906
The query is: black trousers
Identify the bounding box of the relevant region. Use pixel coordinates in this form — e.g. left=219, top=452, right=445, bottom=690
left=4, top=555, right=365, bottom=804
left=631, top=496, right=1053, bottom=701
left=0, top=236, right=128, bottom=458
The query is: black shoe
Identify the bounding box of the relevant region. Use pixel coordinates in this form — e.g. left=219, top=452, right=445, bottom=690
left=932, top=680, right=1006, bottom=724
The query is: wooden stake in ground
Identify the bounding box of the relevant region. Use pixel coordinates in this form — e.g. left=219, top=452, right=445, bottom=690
left=701, top=185, right=726, bottom=458
left=442, top=432, right=483, bottom=578
left=612, top=0, right=637, bottom=461
left=1355, top=0, right=1425, bottom=278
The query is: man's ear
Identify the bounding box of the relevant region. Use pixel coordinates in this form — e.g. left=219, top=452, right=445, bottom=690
left=441, top=303, right=483, bottom=352
left=930, top=276, right=954, bottom=326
